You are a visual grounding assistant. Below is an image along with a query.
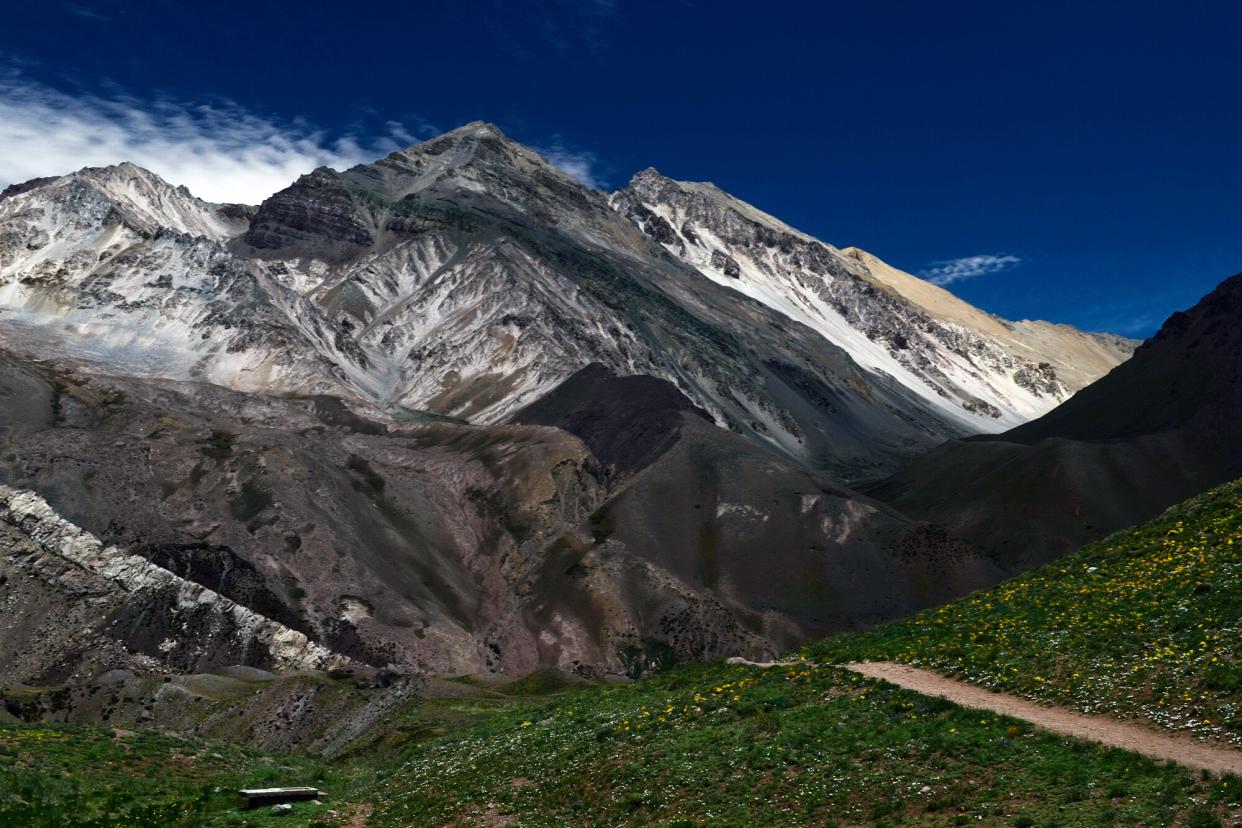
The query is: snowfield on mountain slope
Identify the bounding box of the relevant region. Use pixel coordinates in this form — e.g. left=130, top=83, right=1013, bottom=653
left=645, top=204, right=1045, bottom=430
left=612, top=168, right=1136, bottom=433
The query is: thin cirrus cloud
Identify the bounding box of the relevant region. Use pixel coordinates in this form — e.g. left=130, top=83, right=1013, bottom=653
left=919, top=254, right=1023, bottom=286
left=0, top=75, right=435, bottom=205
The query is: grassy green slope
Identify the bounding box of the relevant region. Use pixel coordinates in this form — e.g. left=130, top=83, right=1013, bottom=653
left=364, top=661, right=1238, bottom=826
left=811, top=478, right=1242, bottom=745
left=355, top=479, right=1242, bottom=826
left=0, top=724, right=355, bottom=827
left=4, top=481, right=1240, bottom=826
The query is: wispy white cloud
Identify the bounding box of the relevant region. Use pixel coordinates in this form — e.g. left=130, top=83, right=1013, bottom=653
left=63, top=3, right=112, bottom=21
left=535, top=140, right=604, bottom=189
left=0, top=74, right=433, bottom=204
left=920, top=254, right=1022, bottom=286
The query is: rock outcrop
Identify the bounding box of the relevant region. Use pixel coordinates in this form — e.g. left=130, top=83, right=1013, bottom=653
left=0, top=484, right=338, bottom=683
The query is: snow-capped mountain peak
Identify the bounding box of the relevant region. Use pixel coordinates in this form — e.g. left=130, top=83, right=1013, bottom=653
left=2, top=162, right=247, bottom=245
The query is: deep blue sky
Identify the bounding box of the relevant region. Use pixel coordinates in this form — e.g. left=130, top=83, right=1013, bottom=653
left=3, top=0, right=1240, bottom=337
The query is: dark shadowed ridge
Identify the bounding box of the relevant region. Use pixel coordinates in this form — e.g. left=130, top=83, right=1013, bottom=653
left=513, top=365, right=1004, bottom=647
left=1000, top=271, right=1242, bottom=443
left=868, top=272, right=1242, bottom=570
left=512, top=363, right=712, bottom=475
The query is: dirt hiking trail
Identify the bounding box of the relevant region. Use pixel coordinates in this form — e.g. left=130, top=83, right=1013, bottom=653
left=844, top=662, right=1242, bottom=776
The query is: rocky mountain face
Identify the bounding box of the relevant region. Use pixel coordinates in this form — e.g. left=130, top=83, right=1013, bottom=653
left=518, top=365, right=1003, bottom=648
left=0, top=350, right=600, bottom=677
left=0, top=121, right=1140, bottom=683
left=0, top=123, right=1132, bottom=483
left=611, top=168, right=1136, bottom=434
left=0, top=349, right=998, bottom=679
left=868, top=272, right=1242, bottom=569
left=0, top=485, right=339, bottom=685
left=226, top=122, right=994, bottom=480
left=839, top=247, right=1136, bottom=395
left=0, top=162, right=370, bottom=398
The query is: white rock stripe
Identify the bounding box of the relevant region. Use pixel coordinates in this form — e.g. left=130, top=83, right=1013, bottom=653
left=0, top=483, right=333, bottom=671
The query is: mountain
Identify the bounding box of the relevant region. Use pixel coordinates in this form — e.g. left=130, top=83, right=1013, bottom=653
left=868, top=272, right=1242, bottom=568
left=0, top=349, right=999, bottom=678
left=0, top=483, right=337, bottom=684
left=0, top=123, right=1133, bottom=483
left=0, top=349, right=606, bottom=677
left=515, top=365, right=1003, bottom=651
left=840, top=246, right=1137, bottom=394
left=0, top=121, right=1141, bottom=680
left=0, top=161, right=372, bottom=398
left=226, top=121, right=982, bottom=480
left=3, top=120, right=1236, bottom=826
left=611, top=169, right=1134, bottom=434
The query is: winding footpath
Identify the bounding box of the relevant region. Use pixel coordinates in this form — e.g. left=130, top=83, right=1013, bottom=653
left=844, top=662, right=1242, bottom=776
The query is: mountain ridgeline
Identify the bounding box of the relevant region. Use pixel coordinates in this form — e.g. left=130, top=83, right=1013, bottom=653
left=3, top=119, right=1215, bottom=685
left=0, top=122, right=1134, bottom=479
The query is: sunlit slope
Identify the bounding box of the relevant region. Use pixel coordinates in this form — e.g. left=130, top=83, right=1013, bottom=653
left=812, top=477, right=1242, bottom=745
